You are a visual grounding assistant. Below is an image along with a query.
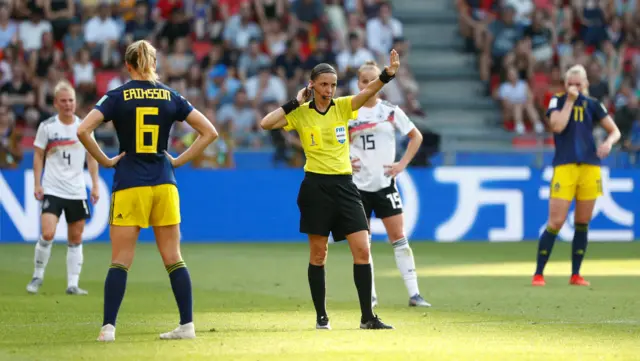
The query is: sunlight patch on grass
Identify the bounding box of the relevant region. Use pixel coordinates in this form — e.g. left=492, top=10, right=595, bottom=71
left=377, top=259, right=640, bottom=277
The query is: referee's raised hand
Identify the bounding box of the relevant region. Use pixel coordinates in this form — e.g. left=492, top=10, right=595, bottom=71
left=385, top=49, right=400, bottom=76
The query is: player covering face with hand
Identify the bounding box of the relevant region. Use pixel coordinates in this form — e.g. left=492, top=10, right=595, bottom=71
left=533, top=64, right=620, bottom=287
left=347, top=61, right=430, bottom=308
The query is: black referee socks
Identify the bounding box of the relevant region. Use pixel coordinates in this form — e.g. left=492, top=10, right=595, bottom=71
left=353, top=264, right=375, bottom=321
left=308, top=264, right=327, bottom=319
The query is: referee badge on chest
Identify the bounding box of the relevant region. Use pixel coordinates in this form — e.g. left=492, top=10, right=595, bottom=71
left=335, top=126, right=347, bottom=144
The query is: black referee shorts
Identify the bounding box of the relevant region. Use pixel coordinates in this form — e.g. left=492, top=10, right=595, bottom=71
left=360, top=178, right=404, bottom=220
left=297, top=172, right=369, bottom=242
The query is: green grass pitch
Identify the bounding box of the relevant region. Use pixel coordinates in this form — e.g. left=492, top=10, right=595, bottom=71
left=0, top=241, right=639, bottom=361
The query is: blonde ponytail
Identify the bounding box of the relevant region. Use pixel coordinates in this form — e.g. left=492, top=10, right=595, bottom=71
left=124, top=40, right=159, bottom=84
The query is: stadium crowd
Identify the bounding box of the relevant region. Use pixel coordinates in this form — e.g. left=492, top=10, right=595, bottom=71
left=457, top=0, right=640, bottom=160
left=0, top=0, right=423, bottom=169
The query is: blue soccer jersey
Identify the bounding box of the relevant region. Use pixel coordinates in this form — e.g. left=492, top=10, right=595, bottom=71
left=94, top=80, right=193, bottom=192
left=546, top=92, right=608, bottom=166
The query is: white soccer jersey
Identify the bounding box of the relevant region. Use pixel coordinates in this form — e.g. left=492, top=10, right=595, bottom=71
left=349, top=100, right=415, bottom=192
left=33, top=115, right=89, bottom=200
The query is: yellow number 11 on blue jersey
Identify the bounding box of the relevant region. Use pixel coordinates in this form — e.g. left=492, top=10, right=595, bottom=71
left=136, top=107, right=159, bottom=153
left=573, top=106, right=584, bottom=122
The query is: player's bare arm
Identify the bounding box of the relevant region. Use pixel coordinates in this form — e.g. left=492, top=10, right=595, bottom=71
left=260, top=87, right=311, bottom=130
left=77, top=109, right=125, bottom=168
left=549, top=86, right=578, bottom=133
left=165, top=109, right=218, bottom=168
left=385, top=128, right=423, bottom=177
left=33, top=146, right=45, bottom=200
left=351, top=49, right=399, bottom=111
left=596, top=115, right=621, bottom=159
left=87, top=150, right=100, bottom=204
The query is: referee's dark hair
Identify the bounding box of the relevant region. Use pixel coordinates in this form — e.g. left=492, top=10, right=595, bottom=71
left=310, top=63, right=337, bottom=80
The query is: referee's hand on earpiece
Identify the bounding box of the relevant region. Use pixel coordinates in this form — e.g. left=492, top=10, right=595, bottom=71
left=296, top=84, right=312, bottom=104
left=385, top=49, right=400, bottom=76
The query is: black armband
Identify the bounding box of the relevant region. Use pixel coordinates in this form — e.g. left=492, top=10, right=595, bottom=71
left=281, top=98, right=300, bottom=114
left=379, top=68, right=395, bottom=84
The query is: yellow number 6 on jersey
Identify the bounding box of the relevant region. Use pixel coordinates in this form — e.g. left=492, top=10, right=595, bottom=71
left=136, top=107, right=159, bottom=153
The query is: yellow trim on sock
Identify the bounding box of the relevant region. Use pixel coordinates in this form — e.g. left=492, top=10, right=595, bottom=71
left=546, top=226, right=559, bottom=235
left=166, top=261, right=186, bottom=274
left=109, top=263, right=129, bottom=272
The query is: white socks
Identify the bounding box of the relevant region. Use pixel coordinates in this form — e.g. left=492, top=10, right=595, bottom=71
left=392, top=237, right=420, bottom=298
left=67, top=244, right=83, bottom=288
left=33, top=237, right=53, bottom=279
left=32, top=237, right=84, bottom=288
left=368, top=236, right=377, bottom=299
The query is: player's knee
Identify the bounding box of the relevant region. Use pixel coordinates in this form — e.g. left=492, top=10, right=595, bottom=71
left=547, top=215, right=566, bottom=231
left=309, top=244, right=328, bottom=266
left=387, top=230, right=405, bottom=243
left=41, top=230, right=55, bottom=242
left=351, top=243, right=370, bottom=264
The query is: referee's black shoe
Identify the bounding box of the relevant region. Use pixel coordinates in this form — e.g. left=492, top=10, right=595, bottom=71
left=316, top=315, right=331, bottom=330
left=360, top=316, right=394, bottom=330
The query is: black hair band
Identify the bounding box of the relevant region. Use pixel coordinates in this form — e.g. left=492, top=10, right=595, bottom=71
left=281, top=98, right=300, bottom=114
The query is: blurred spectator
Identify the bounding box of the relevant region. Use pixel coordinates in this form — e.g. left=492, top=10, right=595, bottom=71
left=43, top=0, right=75, bottom=42
left=303, top=36, right=336, bottom=75
left=245, top=65, right=287, bottom=107
left=365, top=1, right=403, bottom=60
left=38, top=67, right=64, bottom=120
left=587, top=60, right=611, bottom=105
left=222, top=2, right=261, bottom=50
left=0, top=105, right=22, bottom=169
left=29, top=31, right=62, bottom=85
left=263, top=19, right=287, bottom=57
left=254, top=0, right=286, bottom=24
left=237, top=38, right=271, bottom=81
left=274, top=38, right=304, bottom=94
left=290, top=0, right=324, bottom=36
left=0, top=3, right=17, bottom=48
left=506, top=0, right=535, bottom=25
left=524, top=9, right=554, bottom=66
left=155, top=0, right=184, bottom=21
left=166, top=37, right=195, bottom=80
left=336, top=32, right=375, bottom=79
left=107, top=66, right=130, bottom=91
left=73, top=48, right=96, bottom=95
left=217, top=88, right=263, bottom=148
left=18, top=9, right=52, bottom=51
left=124, top=1, right=157, bottom=44
left=84, top=3, right=121, bottom=67
left=494, top=67, right=544, bottom=134
left=206, top=64, right=242, bottom=107
left=480, top=6, right=522, bottom=90
left=0, top=64, right=38, bottom=127
left=158, top=8, right=191, bottom=48
left=615, top=93, right=638, bottom=141
left=63, top=20, right=85, bottom=61
left=623, top=115, right=640, bottom=165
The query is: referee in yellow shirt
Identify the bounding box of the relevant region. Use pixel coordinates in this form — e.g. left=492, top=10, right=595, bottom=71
left=261, top=50, right=400, bottom=330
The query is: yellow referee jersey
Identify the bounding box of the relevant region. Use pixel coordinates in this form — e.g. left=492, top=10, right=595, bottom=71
left=284, top=96, right=355, bottom=175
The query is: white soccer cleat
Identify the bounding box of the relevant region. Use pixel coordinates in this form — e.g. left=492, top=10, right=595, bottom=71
left=66, top=286, right=88, bottom=295
left=26, top=278, right=43, bottom=294
left=97, top=324, right=116, bottom=342
left=159, top=322, right=196, bottom=340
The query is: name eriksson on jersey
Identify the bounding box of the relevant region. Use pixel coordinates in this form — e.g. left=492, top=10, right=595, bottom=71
left=123, top=88, right=171, bottom=102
